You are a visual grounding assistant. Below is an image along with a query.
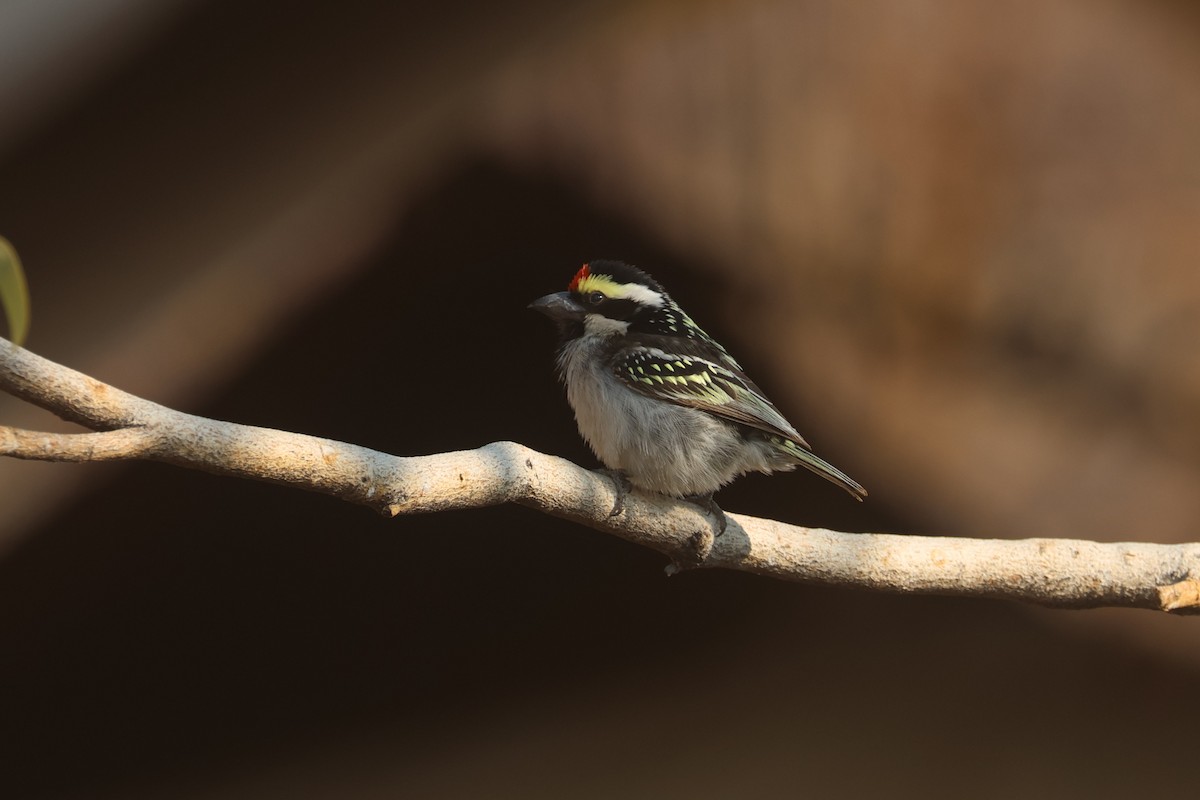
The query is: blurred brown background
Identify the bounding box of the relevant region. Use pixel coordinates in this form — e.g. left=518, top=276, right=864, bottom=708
left=1, top=0, right=1198, bottom=797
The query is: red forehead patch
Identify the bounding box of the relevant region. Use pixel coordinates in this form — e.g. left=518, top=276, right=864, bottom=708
left=568, top=263, right=590, bottom=292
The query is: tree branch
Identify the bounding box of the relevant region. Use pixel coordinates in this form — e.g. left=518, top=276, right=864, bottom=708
left=2, top=336, right=1198, bottom=613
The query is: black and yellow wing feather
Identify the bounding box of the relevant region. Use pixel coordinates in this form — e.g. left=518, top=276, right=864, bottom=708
left=609, top=340, right=866, bottom=499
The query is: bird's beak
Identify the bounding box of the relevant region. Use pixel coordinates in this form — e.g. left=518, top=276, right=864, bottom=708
left=528, top=291, right=585, bottom=321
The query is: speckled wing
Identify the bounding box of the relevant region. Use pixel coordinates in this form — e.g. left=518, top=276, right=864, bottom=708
left=611, top=347, right=811, bottom=448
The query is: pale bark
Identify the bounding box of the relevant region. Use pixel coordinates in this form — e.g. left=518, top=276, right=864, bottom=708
left=2, top=337, right=1198, bottom=613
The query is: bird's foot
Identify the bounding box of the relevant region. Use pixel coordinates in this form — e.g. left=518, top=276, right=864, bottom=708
left=598, top=469, right=632, bottom=518
left=685, top=493, right=727, bottom=537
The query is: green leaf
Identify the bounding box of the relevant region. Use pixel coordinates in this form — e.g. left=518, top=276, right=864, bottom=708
left=0, top=236, right=31, bottom=345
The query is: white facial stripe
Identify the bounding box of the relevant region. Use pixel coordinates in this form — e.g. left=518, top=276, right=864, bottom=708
left=617, top=282, right=665, bottom=307
left=583, top=314, right=631, bottom=336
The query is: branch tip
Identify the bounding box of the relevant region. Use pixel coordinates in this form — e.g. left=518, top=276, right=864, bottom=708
left=1157, top=578, right=1200, bottom=614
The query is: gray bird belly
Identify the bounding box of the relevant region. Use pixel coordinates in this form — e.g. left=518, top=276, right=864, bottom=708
left=565, top=367, right=744, bottom=496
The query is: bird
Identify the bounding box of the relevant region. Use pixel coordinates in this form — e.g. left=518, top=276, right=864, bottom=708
left=529, top=260, right=865, bottom=534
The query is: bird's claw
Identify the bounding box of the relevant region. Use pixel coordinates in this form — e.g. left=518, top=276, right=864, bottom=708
left=686, top=493, right=727, bottom=537
left=599, top=469, right=631, bottom=518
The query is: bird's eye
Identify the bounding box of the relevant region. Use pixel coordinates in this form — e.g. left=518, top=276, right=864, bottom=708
left=587, top=291, right=605, bottom=306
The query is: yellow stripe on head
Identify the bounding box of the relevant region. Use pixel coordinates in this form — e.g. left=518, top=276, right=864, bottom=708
left=571, top=263, right=665, bottom=307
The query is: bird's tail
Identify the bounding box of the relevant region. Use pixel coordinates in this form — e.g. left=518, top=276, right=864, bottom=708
left=780, top=439, right=867, bottom=500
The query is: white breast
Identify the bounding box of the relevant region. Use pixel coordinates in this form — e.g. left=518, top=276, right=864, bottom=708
left=556, top=336, right=787, bottom=497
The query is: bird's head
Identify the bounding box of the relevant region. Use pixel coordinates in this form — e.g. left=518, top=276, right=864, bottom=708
left=529, top=260, right=694, bottom=341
